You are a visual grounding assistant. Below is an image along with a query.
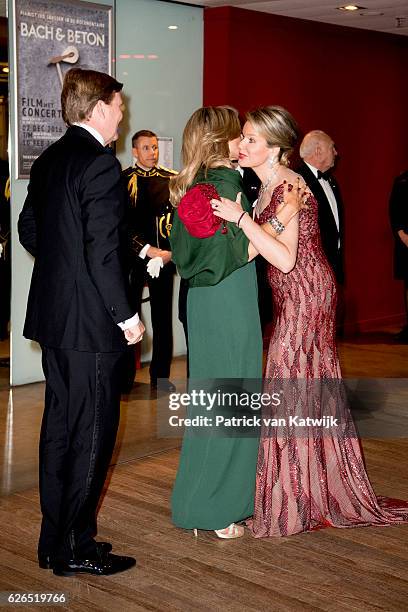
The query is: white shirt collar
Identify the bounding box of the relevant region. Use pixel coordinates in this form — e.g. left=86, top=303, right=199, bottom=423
left=305, top=162, right=319, bottom=178
left=305, top=161, right=339, bottom=234
left=73, top=122, right=105, bottom=146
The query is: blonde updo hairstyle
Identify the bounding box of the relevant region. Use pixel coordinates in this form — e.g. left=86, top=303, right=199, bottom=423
left=246, top=105, right=299, bottom=167
left=170, top=106, right=241, bottom=206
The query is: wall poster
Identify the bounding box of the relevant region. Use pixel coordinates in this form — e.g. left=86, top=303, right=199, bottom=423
left=14, top=0, right=113, bottom=178
left=158, top=137, right=174, bottom=170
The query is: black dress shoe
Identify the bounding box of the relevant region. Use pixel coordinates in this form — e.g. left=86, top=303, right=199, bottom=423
left=150, top=378, right=176, bottom=392
left=52, top=552, right=136, bottom=577
left=395, top=327, right=408, bottom=343
left=38, top=541, right=113, bottom=569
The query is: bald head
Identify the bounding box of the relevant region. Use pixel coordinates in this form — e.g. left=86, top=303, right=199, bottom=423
left=300, top=130, right=337, bottom=172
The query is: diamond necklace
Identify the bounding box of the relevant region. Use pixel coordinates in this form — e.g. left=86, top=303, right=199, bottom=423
left=255, top=164, right=280, bottom=216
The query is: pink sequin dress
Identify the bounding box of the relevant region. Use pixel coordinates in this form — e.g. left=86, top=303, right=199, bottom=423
left=249, top=183, right=408, bottom=537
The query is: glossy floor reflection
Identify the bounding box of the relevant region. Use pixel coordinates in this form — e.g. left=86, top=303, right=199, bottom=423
left=0, top=337, right=9, bottom=388
left=1, top=328, right=408, bottom=498
left=0, top=333, right=408, bottom=610
left=0, top=356, right=185, bottom=496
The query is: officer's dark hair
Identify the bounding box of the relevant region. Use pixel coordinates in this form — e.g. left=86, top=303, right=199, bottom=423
left=132, top=130, right=157, bottom=147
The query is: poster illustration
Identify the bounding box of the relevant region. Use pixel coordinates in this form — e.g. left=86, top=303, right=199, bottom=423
left=158, top=137, right=174, bottom=170
left=14, top=0, right=112, bottom=177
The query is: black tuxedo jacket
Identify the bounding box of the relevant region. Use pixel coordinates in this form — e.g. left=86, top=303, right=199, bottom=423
left=242, top=167, right=261, bottom=205
left=296, top=161, right=344, bottom=284
left=389, top=170, right=408, bottom=281
left=18, top=126, right=134, bottom=352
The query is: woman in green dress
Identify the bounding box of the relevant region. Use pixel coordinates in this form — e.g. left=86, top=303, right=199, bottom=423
left=169, top=106, right=301, bottom=538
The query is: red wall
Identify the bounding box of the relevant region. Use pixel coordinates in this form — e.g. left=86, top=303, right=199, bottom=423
left=204, top=7, right=408, bottom=332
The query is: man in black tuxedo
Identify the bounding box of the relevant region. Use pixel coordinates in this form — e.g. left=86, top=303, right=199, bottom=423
left=18, top=68, right=144, bottom=577
left=389, top=170, right=408, bottom=342
left=297, top=130, right=344, bottom=284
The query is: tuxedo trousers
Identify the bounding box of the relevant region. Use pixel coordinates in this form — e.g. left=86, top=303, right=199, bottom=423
left=39, top=346, right=124, bottom=561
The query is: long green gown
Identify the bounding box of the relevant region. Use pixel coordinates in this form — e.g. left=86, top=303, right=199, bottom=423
left=170, top=167, right=262, bottom=530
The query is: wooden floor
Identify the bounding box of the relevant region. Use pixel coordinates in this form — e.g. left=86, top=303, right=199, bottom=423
left=0, top=330, right=407, bottom=611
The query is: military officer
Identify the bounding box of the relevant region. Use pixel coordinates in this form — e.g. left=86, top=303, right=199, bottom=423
left=123, top=130, right=177, bottom=391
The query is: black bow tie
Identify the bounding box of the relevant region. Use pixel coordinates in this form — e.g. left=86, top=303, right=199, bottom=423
left=317, top=170, right=331, bottom=181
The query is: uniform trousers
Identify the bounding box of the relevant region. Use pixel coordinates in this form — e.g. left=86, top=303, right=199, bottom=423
left=131, top=263, right=174, bottom=381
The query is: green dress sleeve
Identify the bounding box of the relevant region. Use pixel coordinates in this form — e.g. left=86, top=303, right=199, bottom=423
left=170, top=168, right=252, bottom=287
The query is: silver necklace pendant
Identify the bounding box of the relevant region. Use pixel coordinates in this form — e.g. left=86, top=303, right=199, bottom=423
left=255, top=164, right=280, bottom=216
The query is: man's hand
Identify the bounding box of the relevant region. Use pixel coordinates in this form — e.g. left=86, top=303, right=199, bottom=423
left=124, top=321, right=145, bottom=345
left=146, top=246, right=172, bottom=265
left=146, top=246, right=162, bottom=258
left=159, top=250, right=172, bottom=265
left=398, top=230, right=408, bottom=248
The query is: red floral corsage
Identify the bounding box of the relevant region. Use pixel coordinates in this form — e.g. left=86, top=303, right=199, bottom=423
left=178, top=183, right=228, bottom=238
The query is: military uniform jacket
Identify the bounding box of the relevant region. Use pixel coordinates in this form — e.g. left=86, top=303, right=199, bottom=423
left=123, top=164, right=177, bottom=260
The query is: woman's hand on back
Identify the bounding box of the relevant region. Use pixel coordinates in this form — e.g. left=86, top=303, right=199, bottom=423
left=211, top=192, right=244, bottom=223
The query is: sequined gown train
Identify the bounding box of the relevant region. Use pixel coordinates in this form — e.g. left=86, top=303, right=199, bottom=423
left=249, top=183, right=408, bottom=537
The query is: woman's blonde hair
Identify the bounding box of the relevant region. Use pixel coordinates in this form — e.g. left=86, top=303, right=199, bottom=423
left=246, top=106, right=299, bottom=167
left=170, top=106, right=241, bottom=206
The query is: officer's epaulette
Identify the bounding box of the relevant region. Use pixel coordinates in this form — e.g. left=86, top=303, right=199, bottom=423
left=122, top=166, right=135, bottom=177
left=4, top=177, right=10, bottom=201
left=126, top=172, right=138, bottom=203
left=157, top=165, right=178, bottom=176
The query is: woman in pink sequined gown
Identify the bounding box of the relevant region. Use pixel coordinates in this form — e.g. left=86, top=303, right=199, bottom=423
left=212, top=105, right=408, bottom=537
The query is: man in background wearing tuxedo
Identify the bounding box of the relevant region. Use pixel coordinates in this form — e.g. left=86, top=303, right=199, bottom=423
left=18, top=68, right=144, bottom=577
left=297, top=130, right=344, bottom=285
left=389, top=169, right=408, bottom=342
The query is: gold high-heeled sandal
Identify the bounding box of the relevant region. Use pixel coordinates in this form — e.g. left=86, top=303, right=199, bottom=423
left=214, top=523, right=244, bottom=539
left=193, top=523, right=244, bottom=539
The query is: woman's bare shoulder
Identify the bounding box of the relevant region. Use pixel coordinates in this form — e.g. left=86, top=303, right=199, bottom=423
left=280, top=167, right=307, bottom=189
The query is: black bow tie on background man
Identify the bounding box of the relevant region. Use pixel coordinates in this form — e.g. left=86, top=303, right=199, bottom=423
left=317, top=169, right=331, bottom=181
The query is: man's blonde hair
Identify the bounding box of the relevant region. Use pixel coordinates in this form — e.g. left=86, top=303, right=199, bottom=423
left=61, top=68, right=123, bottom=126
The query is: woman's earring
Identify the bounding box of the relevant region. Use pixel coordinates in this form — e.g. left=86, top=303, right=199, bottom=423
left=268, top=156, right=278, bottom=168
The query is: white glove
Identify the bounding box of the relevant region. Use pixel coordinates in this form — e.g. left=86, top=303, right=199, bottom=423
left=147, top=256, right=163, bottom=278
